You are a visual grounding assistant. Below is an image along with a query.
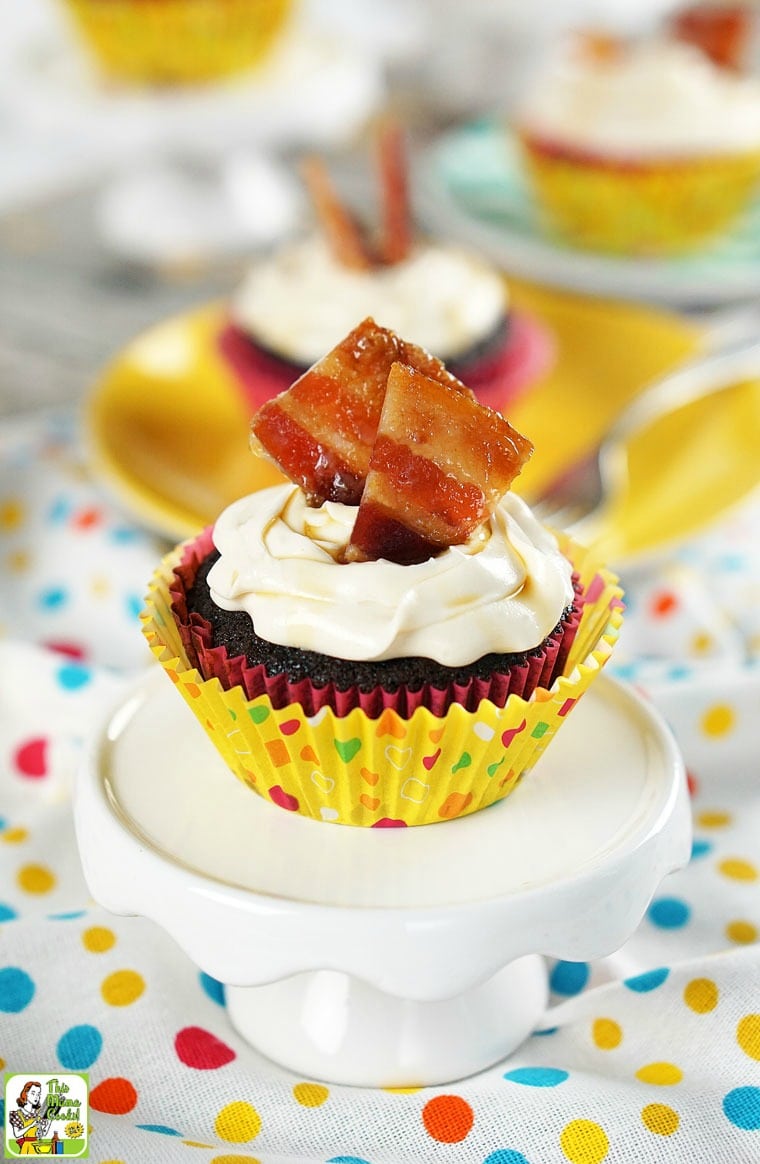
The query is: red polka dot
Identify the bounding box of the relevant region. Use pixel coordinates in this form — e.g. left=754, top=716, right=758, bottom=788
left=72, top=507, right=102, bottom=530
left=13, top=737, right=49, bottom=778
left=687, top=769, right=699, bottom=797
left=90, top=1077, right=138, bottom=1115
left=422, top=1095, right=474, bottom=1143
left=43, top=640, right=87, bottom=660
left=372, top=818, right=407, bottom=828
left=269, top=786, right=299, bottom=812
left=651, top=591, right=678, bottom=617
left=279, top=719, right=301, bottom=736
left=175, top=1026, right=236, bottom=1070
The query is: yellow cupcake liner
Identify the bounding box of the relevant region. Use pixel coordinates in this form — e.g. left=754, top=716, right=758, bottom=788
left=518, top=135, right=760, bottom=255
left=63, top=0, right=294, bottom=85
left=142, top=536, right=623, bottom=827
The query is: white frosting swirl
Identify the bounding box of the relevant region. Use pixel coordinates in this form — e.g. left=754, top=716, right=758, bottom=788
left=207, top=484, right=574, bottom=666
left=519, top=38, right=760, bottom=156
left=231, top=235, right=507, bottom=366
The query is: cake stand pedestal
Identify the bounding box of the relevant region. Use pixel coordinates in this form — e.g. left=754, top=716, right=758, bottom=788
left=75, top=669, right=691, bottom=1087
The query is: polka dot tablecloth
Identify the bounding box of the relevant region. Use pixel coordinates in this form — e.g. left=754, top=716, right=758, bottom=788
left=1, top=411, right=760, bottom=1164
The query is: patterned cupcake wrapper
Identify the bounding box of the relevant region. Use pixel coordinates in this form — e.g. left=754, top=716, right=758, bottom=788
left=63, top=0, right=293, bottom=84
left=142, top=532, right=622, bottom=826
left=518, top=133, right=760, bottom=254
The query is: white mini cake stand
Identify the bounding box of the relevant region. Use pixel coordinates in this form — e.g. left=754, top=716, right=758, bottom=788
left=75, top=668, right=691, bottom=1087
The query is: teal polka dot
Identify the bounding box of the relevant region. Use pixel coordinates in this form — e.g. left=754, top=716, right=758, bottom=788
left=503, top=1067, right=568, bottom=1087
left=532, top=1027, right=558, bottom=1037
left=0, top=966, right=35, bottom=1012
left=723, top=1087, right=760, bottom=1130
left=648, top=897, right=691, bottom=929
left=199, top=972, right=225, bottom=1006
left=109, top=527, right=140, bottom=544
left=624, top=967, right=670, bottom=992
left=39, top=586, right=68, bottom=610
left=56, top=662, right=92, bottom=690
left=137, top=1125, right=183, bottom=1136
left=48, top=910, right=87, bottom=920
left=484, top=1152, right=531, bottom=1164
left=0, top=904, right=17, bottom=923
left=691, top=839, right=712, bottom=860
left=126, top=594, right=143, bottom=621
left=549, top=961, right=589, bottom=996
left=327, top=1158, right=373, bottom=1164
left=47, top=497, right=71, bottom=524
left=667, top=665, right=693, bottom=681
left=57, top=1024, right=102, bottom=1069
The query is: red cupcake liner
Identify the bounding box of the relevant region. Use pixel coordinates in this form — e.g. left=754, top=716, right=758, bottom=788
left=170, top=527, right=584, bottom=720
left=217, top=311, right=554, bottom=414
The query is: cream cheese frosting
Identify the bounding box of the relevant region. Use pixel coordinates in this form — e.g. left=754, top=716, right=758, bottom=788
left=518, top=38, right=760, bottom=157
left=230, top=235, right=507, bottom=366
left=206, top=484, right=574, bottom=666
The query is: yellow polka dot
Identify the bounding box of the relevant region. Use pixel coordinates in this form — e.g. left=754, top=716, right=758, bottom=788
left=182, top=1143, right=216, bottom=1150
left=2, top=827, right=28, bottom=844
left=82, top=925, right=116, bottom=953
left=636, top=1062, right=683, bottom=1086
left=90, top=575, right=111, bottom=598
left=641, top=1103, right=679, bottom=1136
left=16, top=863, right=56, bottom=894
left=0, top=499, right=25, bottom=530
left=701, top=704, right=735, bottom=737
left=210, top=1156, right=261, bottom=1164
left=6, top=550, right=30, bottom=573
left=696, top=810, right=732, bottom=829
left=726, top=919, right=758, bottom=944
left=0, top=1057, right=5, bottom=1070
left=292, top=1082, right=329, bottom=1107
left=737, top=1014, right=760, bottom=1061
left=592, top=1018, right=623, bottom=1050
left=719, top=858, right=758, bottom=882
left=214, top=1101, right=261, bottom=1144
left=691, top=632, right=713, bottom=655
left=383, top=1085, right=423, bottom=1093
left=560, top=1118, right=609, bottom=1163
left=684, top=978, right=718, bottom=1013
left=101, top=969, right=145, bottom=1007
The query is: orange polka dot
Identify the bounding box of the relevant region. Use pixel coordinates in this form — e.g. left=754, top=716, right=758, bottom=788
left=292, top=1083, right=329, bottom=1108
left=89, top=1077, right=137, bottom=1115
left=651, top=591, right=678, bottom=617
left=636, top=1062, right=683, bottom=1085
left=560, top=1119, right=609, bottom=1163
left=101, top=969, right=145, bottom=1007
left=16, top=863, right=56, bottom=894
left=737, top=1014, right=760, bottom=1060
left=592, top=1018, right=622, bottom=1049
left=701, top=704, right=735, bottom=737
left=684, top=978, right=718, bottom=1013
left=0, top=1057, right=5, bottom=1070
left=696, top=810, right=732, bottom=829
left=0, top=499, right=24, bottom=530
left=422, top=1095, right=474, bottom=1143
left=82, top=925, right=116, bottom=953
left=718, top=858, right=758, bottom=882
left=214, top=1102, right=261, bottom=1143
left=185, top=683, right=201, bottom=699
left=641, top=1103, right=679, bottom=1136
left=2, top=827, right=28, bottom=844
left=726, top=920, right=758, bottom=944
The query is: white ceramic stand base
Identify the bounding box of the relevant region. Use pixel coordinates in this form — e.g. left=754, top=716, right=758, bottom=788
left=75, top=670, right=691, bottom=1087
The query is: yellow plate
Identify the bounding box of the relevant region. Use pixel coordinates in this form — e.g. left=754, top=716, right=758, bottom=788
left=86, top=283, right=756, bottom=560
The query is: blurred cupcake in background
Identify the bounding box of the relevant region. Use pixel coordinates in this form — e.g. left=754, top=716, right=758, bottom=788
left=218, top=121, right=553, bottom=413
left=515, top=32, right=760, bottom=254
left=60, top=0, right=295, bottom=85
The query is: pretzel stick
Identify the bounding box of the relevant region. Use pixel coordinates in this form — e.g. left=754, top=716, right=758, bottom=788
left=301, top=156, right=372, bottom=270
left=377, top=118, right=413, bottom=265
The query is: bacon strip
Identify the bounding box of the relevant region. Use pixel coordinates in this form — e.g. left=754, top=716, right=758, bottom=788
left=301, top=156, right=373, bottom=270
left=377, top=118, right=413, bottom=265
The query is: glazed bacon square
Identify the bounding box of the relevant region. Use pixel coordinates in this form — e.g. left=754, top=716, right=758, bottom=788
left=250, top=317, right=469, bottom=506
left=345, top=361, right=533, bottom=565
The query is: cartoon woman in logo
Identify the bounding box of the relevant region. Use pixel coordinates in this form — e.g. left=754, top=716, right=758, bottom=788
left=8, top=1081, right=53, bottom=1154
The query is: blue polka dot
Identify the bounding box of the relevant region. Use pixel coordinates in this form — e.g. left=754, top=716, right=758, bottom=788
left=48, top=910, right=87, bottom=921
left=109, top=527, right=141, bottom=544
left=624, top=967, right=670, bottom=993
left=0, top=818, right=6, bottom=831
left=667, top=665, right=693, bottom=681
left=532, top=1027, right=558, bottom=1037
left=503, top=1067, right=568, bottom=1087
left=137, top=1125, right=183, bottom=1136
left=717, top=553, right=747, bottom=573
left=47, top=496, right=71, bottom=525
left=56, top=662, right=92, bottom=691
left=0, top=904, right=17, bottom=923
left=611, top=661, right=639, bottom=683
left=38, top=586, right=68, bottom=611
left=484, top=1152, right=531, bottom=1164
left=549, top=961, right=590, bottom=996
left=647, top=897, right=691, bottom=929
left=0, top=966, right=35, bottom=1012
left=691, top=839, right=713, bottom=861
left=57, top=1024, right=102, bottom=1069
left=723, top=1087, right=760, bottom=1130
left=199, top=972, right=226, bottom=1007
left=125, top=593, right=143, bottom=621
left=327, top=1158, right=373, bottom=1164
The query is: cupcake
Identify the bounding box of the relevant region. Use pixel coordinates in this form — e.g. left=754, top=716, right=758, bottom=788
left=515, top=33, right=760, bottom=254
left=61, top=0, right=294, bottom=86
left=218, top=122, right=552, bottom=413
left=143, top=318, right=622, bottom=827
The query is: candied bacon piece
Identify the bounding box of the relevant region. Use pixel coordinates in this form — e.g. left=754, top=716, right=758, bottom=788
left=250, top=318, right=471, bottom=506
left=345, top=361, right=533, bottom=565
left=301, top=155, right=373, bottom=271
left=376, top=117, right=413, bottom=265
